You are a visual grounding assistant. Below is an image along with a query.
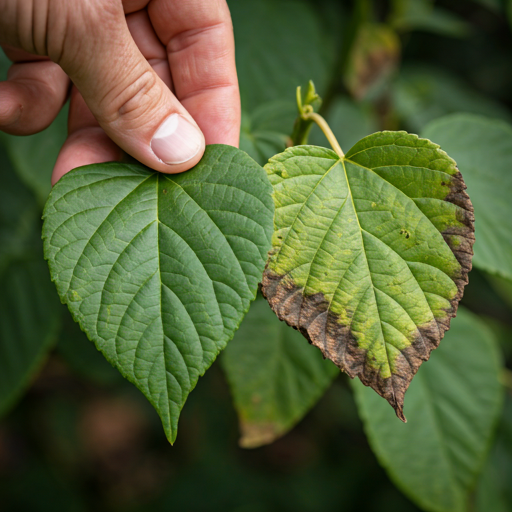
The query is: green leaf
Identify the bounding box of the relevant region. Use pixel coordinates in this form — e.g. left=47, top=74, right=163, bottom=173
left=262, top=133, right=474, bottom=419
left=229, top=0, right=336, bottom=112
left=390, top=0, right=471, bottom=38
left=221, top=294, right=338, bottom=448
left=473, top=0, right=502, bottom=12
left=42, top=145, right=274, bottom=443
left=0, top=145, right=61, bottom=416
left=476, top=394, right=512, bottom=512
left=0, top=258, right=62, bottom=416
left=1, top=105, right=68, bottom=206
left=393, top=65, right=511, bottom=132
left=0, top=144, right=40, bottom=270
left=240, top=101, right=296, bottom=166
left=352, top=307, right=504, bottom=512
left=422, top=114, right=512, bottom=280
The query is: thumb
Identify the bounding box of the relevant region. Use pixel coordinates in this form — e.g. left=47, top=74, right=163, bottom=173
left=58, top=1, right=205, bottom=173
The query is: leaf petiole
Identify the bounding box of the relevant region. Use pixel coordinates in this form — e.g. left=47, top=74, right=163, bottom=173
left=292, top=83, right=344, bottom=158
left=300, top=107, right=344, bottom=158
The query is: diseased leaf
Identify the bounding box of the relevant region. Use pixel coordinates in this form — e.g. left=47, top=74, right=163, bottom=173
left=42, top=145, right=274, bottom=443
left=262, top=133, right=474, bottom=420
left=221, top=295, right=338, bottom=448
left=344, top=23, right=400, bottom=100
left=352, top=307, right=503, bottom=512
left=422, top=114, right=512, bottom=280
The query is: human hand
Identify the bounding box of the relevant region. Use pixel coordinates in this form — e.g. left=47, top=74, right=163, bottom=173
left=0, top=0, right=240, bottom=183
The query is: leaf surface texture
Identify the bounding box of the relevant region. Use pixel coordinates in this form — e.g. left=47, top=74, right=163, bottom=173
left=43, top=145, right=274, bottom=442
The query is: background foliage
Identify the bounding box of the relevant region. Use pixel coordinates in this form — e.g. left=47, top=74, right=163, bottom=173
left=1, top=0, right=512, bottom=511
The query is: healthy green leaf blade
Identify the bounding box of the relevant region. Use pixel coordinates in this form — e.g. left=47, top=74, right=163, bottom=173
left=262, top=133, right=474, bottom=419
left=221, top=295, right=338, bottom=448
left=422, top=114, right=512, bottom=280
left=352, top=307, right=503, bottom=512
left=42, top=145, right=274, bottom=443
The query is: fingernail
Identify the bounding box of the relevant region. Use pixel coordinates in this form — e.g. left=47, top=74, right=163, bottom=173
left=151, top=113, right=203, bottom=164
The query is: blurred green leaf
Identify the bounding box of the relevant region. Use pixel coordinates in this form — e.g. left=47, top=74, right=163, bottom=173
left=485, top=274, right=512, bottom=312
left=0, top=146, right=61, bottom=417
left=393, top=65, right=511, bottom=132
left=42, top=146, right=274, bottom=443
left=221, top=295, right=338, bottom=448
left=422, top=114, right=512, bottom=280
left=475, top=394, right=512, bottom=512
left=240, top=101, right=296, bottom=166
left=473, top=0, right=503, bottom=12
left=344, top=23, right=400, bottom=100
left=1, top=105, right=68, bottom=206
left=0, top=144, right=40, bottom=271
left=56, top=310, right=122, bottom=386
left=390, top=0, right=471, bottom=37
left=309, top=97, right=379, bottom=151
left=229, top=0, right=336, bottom=112
left=0, top=258, right=61, bottom=416
left=352, top=307, right=503, bottom=512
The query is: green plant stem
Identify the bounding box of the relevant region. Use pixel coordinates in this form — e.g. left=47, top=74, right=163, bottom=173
left=292, top=84, right=344, bottom=158
left=305, top=111, right=344, bottom=158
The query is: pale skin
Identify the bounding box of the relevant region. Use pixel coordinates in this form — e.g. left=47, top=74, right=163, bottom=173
left=0, top=0, right=241, bottom=183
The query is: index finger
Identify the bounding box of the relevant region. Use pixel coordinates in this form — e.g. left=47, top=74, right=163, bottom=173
left=148, top=0, right=240, bottom=147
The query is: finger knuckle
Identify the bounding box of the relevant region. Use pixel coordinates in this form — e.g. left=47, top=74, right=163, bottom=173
left=99, top=69, right=162, bottom=127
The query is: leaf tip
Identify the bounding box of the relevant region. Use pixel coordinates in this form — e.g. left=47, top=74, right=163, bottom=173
left=394, top=402, right=407, bottom=423
left=239, top=420, right=281, bottom=449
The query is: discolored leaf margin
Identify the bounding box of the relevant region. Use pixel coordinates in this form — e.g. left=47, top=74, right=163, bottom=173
left=262, top=132, right=475, bottom=420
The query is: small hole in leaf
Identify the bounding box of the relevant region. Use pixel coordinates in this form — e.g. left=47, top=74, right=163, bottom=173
left=400, top=228, right=410, bottom=239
